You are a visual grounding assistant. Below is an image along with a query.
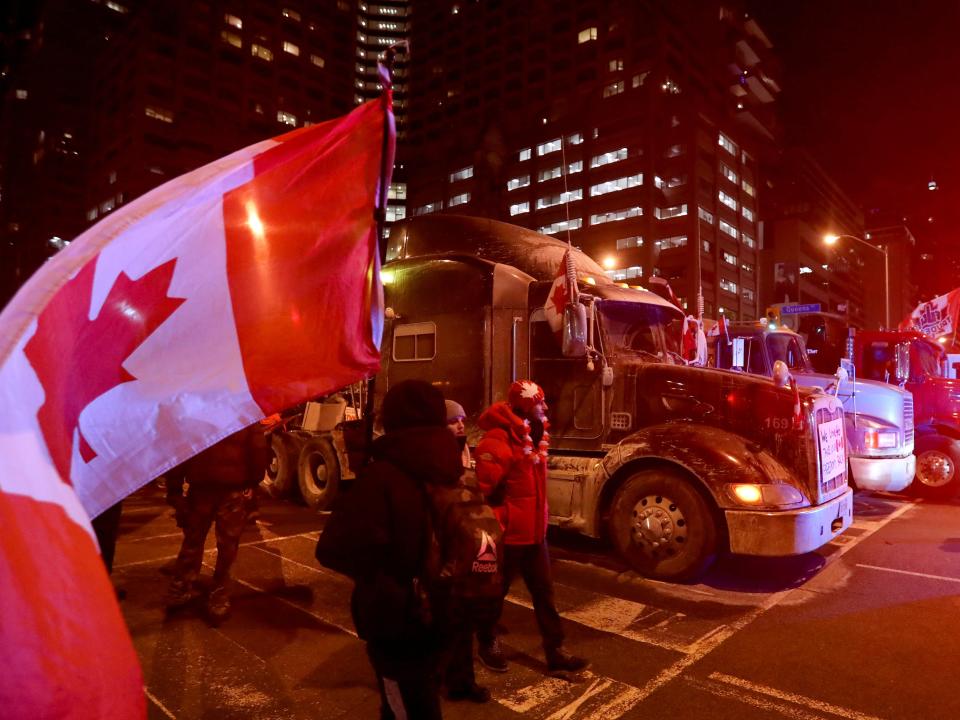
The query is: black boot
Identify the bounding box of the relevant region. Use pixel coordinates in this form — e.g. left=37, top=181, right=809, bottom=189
left=478, top=637, right=508, bottom=673
left=546, top=647, right=589, bottom=676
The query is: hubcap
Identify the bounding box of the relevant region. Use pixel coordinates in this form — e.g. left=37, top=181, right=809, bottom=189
left=310, top=453, right=328, bottom=490
left=917, top=450, right=955, bottom=488
left=267, top=453, right=279, bottom=479
left=631, top=494, right=687, bottom=554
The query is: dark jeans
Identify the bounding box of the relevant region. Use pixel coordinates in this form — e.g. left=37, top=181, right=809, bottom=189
left=434, top=590, right=501, bottom=692
left=173, top=487, right=247, bottom=589
left=366, top=642, right=442, bottom=720
left=92, top=501, right=123, bottom=573
left=478, top=541, right=564, bottom=652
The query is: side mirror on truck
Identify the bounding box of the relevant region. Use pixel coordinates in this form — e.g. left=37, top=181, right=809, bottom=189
left=562, top=301, right=589, bottom=358
left=772, top=359, right=792, bottom=388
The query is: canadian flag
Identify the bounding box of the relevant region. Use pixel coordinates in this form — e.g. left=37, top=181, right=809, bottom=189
left=899, top=287, right=960, bottom=339
left=543, top=248, right=579, bottom=334
left=0, top=97, right=394, bottom=717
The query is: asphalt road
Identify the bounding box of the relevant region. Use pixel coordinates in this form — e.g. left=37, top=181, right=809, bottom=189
left=113, top=485, right=960, bottom=720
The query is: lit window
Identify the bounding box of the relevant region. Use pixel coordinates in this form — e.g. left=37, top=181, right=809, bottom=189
left=654, top=175, right=686, bottom=189
left=450, top=166, right=474, bottom=182
left=664, top=143, right=684, bottom=158
left=100, top=197, right=116, bottom=214
left=718, top=133, right=737, bottom=155
left=567, top=161, right=583, bottom=174
left=742, top=288, right=755, bottom=302
left=742, top=233, right=755, bottom=248
left=742, top=261, right=754, bottom=273
left=385, top=205, right=406, bottom=222
left=590, top=147, right=628, bottom=168
left=603, top=81, right=625, bottom=98
left=723, top=251, right=737, bottom=265
left=616, top=236, right=643, bottom=249
left=251, top=43, right=273, bottom=61
left=414, top=201, right=442, bottom=216
left=15, top=89, right=27, bottom=100
left=310, top=54, right=325, bottom=68
left=449, top=192, right=470, bottom=207
left=225, top=14, right=242, bottom=29
left=536, top=189, right=582, bottom=209
left=86, top=208, right=98, bottom=221
left=719, top=190, right=738, bottom=211
left=698, top=207, right=714, bottom=224
left=609, top=59, right=624, bottom=72
left=742, top=205, right=755, bottom=222
left=660, top=77, right=680, bottom=94
left=538, top=166, right=562, bottom=182
left=719, top=220, right=738, bottom=239
left=578, top=27, right=597, bottom=43
left=539, top=218, right=583, bottom=235
left=283, top=41, right=300, bottom=56
left=507, top=175, right=530, bottom=191
left=590, top=173, right=642, bottom=196
left=657, top=235, right=687, bottom=249
left=608, top=265, right=643, bottom=281
left=282, top=8, right=301, bottom=21
left=742, top=179, right=755, bottom=197
left=590, top=207, right=642, bottom=225
left=106, top=1, right=128, bottom=13
left=721, top=164, right=738, bottom=184
left=702, top=239, right=713, bottom=253
left=567, top=133, right=583, bottom=145
left=277, top=111, right=297, bottom=126
left=519, top=148, right=532, bottom=161
left=632, top=71, right=650, bottom=88
left=510, top=201, right=530, bottom=216
left=221, top=30, right=242, bottom=47
left=537, top=138, right=562, bottom=156
left=108, top=170, right=117, bottom=184
left=145, top=106, right=174, bottom=123
left=655, top=204, right=687, bottom=220
left=720, top=278, right=738, bottom=294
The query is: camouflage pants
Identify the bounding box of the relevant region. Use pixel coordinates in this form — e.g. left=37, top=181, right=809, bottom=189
left=173, top=487, right=248, bottom=589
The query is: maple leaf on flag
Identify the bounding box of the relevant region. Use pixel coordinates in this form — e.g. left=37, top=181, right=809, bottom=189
left=23, top=257, right=184, bottom=483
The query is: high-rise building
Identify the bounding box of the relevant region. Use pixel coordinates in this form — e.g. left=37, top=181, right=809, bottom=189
left=0, top=0, right=359, bottom=304
left=404, top=0, right=780, bottom=320
left=763, top=149, right=868, bottom=329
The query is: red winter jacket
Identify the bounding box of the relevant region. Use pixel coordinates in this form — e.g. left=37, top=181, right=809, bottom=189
left=475, top=402, right=548, bottom=545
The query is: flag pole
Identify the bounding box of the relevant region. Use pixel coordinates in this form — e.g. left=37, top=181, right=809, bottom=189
left=363, top=43, right=402, bottom=456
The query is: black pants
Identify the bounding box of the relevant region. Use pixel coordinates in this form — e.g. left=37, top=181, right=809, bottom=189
left=92, top=501, right=124, bottom=573
left=434, top=590, right=501, bottom=692
left=366, top=642, right=442, bottom=720
left=478, top=541, right=564, bottom=652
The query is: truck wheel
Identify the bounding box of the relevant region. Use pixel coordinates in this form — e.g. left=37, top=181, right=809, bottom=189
left=298, top=437, right=340, bottom=511
left=913, top=436, right=960, bottom=500
left=609, top=468, right=718, bottom=582
left=261, top=433, right=298, bottom=498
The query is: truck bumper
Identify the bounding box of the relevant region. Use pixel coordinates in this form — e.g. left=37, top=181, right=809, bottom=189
left=725, top=487, right=853, bottom=556
left=849, top=454, right=916, bottom=493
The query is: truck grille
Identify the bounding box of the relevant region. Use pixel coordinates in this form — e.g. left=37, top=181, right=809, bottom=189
left=903, top=395, right=914, bottom=446
left=814, top=402, right=847, bottom=501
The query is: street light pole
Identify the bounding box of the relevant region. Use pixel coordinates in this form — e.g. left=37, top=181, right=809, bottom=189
left=824, top=233, right=890, bottom=329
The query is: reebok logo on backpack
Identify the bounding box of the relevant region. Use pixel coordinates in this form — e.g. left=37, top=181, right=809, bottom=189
left=426, top=483, right=504, bottom=601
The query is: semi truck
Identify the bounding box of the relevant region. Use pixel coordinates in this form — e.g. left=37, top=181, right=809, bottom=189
left=368, top=215, right=851, bottom=580
left=710, top=323, right=915, bottom=493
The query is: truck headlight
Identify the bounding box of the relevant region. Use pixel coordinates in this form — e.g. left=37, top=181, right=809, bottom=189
left=864, top=429, right=898, bottom=449
left=727, top=483, right=804, bottom=507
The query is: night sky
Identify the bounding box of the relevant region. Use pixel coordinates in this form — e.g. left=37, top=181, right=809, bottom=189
left=755, top=1, right=960, bottom=252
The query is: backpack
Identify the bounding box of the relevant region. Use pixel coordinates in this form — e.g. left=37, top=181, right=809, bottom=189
left=425, top=479, right=504, bottom=602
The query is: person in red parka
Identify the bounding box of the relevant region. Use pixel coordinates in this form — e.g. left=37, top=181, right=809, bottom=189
left=474, top=380, right=589, bottom=677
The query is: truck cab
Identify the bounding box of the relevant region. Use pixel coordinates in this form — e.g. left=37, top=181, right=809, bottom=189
left=378, top=215, right=851, bottom=581
left=710, top=323, right=915, bottom=493
left=853, top=330, right=960, bottom=498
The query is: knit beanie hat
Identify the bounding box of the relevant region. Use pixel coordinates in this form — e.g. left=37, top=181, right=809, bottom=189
left=508, top=380, right=545, bottom=417
left=445, top=399, right=466, bottom=422
left=381, top=380, right=446, bottom=433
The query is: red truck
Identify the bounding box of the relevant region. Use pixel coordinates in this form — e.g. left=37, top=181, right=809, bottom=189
left=848, top=330, right=960, bottom=498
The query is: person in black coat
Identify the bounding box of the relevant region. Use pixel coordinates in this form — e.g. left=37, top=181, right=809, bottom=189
left=316, top=380, right=463, bottom=720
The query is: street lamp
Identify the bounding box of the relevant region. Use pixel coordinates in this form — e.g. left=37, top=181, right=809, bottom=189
left=823, top=233, right=890, bottom=329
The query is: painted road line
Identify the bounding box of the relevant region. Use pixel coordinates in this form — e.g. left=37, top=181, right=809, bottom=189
left=623, top=497, right=918, bottom=705
left=113, top=529, right=320, bottom=569
left=856, top=563, right=960, bottom=584
left=497, top=670, right=644, bottom=720
left=506, top=590, right=705, bottom=654
left=708, top=672, right=887, bottom=720
left=685, top=675, right=843, bottom=720
left=144, top=687, right=177, bottom=719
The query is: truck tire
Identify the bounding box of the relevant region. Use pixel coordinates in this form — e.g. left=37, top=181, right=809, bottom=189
left=298, top=437, right=341, bottom=511
left=261, top=433, right=299, bottom=498
left=609, top=468, right=718, bottom=582
left=912, top=436, right=960, bottom=500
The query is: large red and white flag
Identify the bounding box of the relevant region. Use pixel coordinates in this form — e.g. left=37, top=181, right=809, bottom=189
left=899, top=287, right=960, bottom=340
left=0, top=97, right=394, bottom=718
left=543, top=248, right=579, bottom=335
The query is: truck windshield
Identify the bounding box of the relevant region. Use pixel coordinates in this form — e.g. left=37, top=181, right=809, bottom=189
left=599, top=300, right=683, bottom=362
left=765, top=333, right=812, bottom=373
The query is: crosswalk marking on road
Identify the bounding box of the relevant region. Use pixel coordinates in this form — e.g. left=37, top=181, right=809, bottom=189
left=855, top=563, right=960, bottom=584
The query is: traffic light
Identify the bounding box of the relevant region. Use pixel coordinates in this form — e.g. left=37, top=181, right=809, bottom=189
left=765, top=306, right=780, bottom=329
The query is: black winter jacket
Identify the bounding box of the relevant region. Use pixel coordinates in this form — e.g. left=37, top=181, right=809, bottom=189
left=181, top=424, right=269, bottom=491
left=316, top=424, right=462, bottom=647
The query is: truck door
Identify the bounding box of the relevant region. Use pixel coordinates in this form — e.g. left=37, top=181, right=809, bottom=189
left=528, top=309, right=603, bottom=445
